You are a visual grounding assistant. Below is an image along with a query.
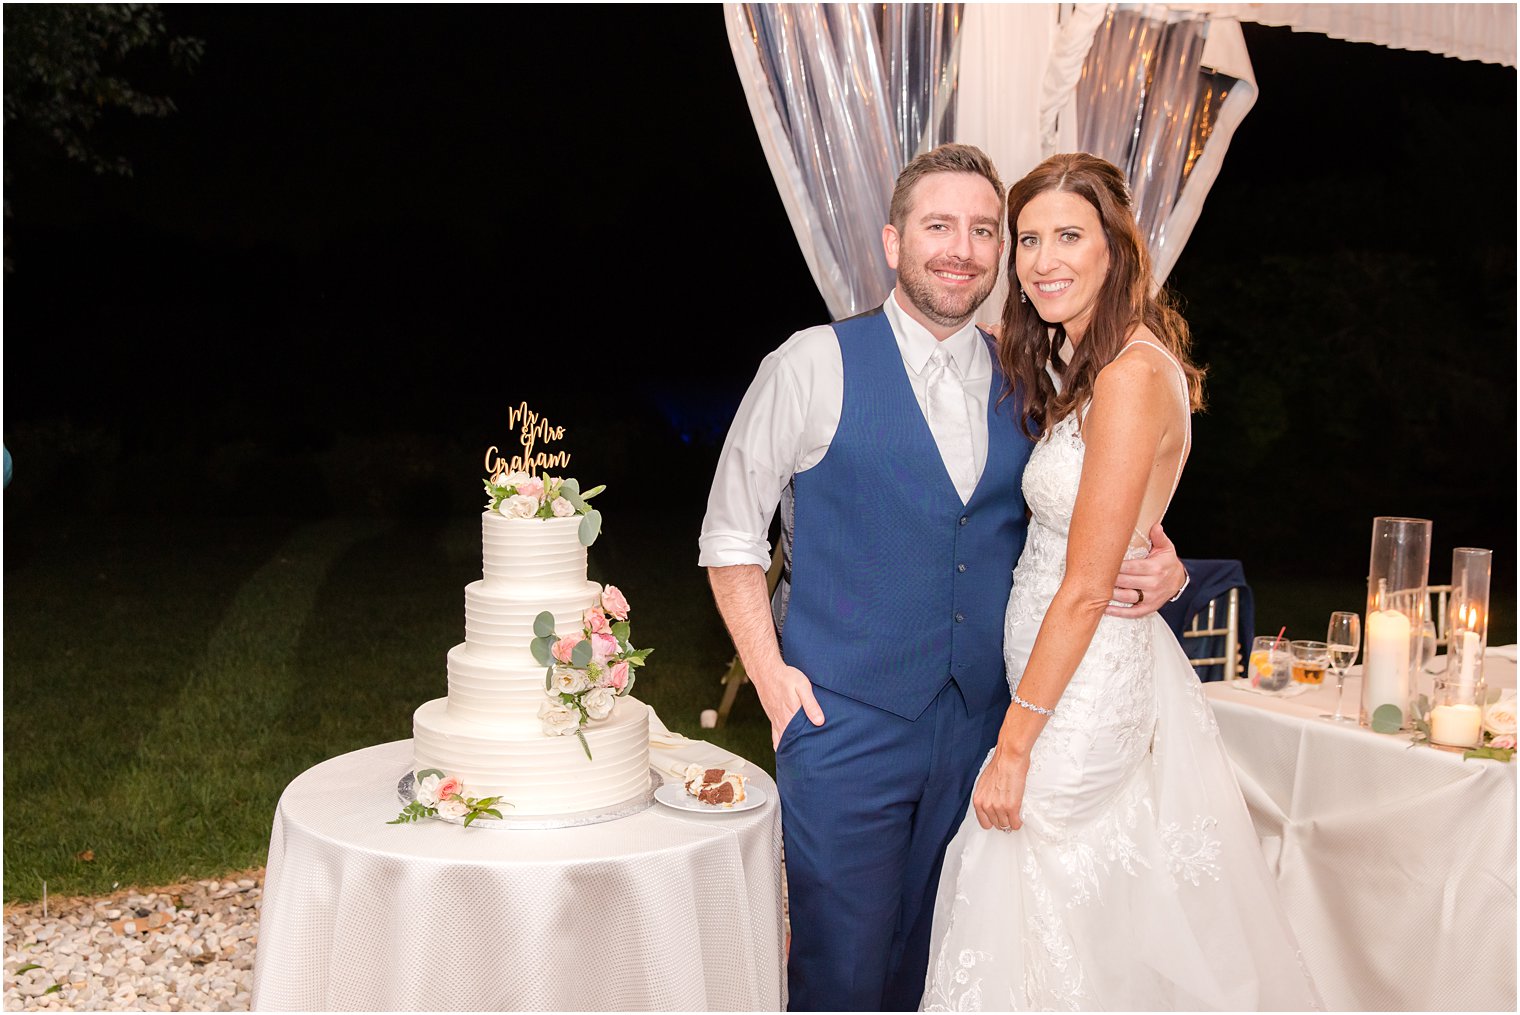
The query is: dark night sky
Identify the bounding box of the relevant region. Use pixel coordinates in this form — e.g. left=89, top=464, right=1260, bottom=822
left=4, top=6, right=1516, bottom=576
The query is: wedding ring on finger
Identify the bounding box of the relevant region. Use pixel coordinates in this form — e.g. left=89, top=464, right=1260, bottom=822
left=1135, top=588, right=1145, bottom=606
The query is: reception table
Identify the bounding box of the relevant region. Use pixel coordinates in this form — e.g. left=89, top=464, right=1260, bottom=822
left=1203, top=651, right=1516, bottom=1012
left=251, top=729, right=784, bottom=1011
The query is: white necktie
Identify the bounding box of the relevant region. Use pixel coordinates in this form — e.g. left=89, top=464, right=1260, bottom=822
left=924, top=344, right=978, bottom=503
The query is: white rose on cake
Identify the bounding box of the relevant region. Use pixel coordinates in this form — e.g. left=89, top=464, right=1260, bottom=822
left=505, top=493, right=539, bottom=518
left=553, top=667, right=591, bottom=695
left=551, top=496, right=576, bottom=518
left=583, top=686, right=616, bottom=721
left=538, top=700, right=581, bottom=736
left=503, top=470, right=532, bottom=488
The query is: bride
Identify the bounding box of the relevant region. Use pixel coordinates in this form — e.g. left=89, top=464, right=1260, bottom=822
left=921, top=154, right=1322, bottom=1012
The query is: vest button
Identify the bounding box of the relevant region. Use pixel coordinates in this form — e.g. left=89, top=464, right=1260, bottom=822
left=954, top=612, right=965, bottom=623
left=959, top=516, right=969, bottom=526
left=957, top=563, right=967, bottom=573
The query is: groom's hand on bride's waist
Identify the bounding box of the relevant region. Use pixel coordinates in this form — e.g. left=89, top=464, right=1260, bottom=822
left=1105, top=522, right=1188, bottom=619
left=756, top=664, right=826, bottom=749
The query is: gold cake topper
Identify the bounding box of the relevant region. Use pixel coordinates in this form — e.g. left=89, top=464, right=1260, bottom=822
left=484, top=401, right=572, bottom=478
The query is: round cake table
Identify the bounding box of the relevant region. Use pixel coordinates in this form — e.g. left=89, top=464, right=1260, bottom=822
left=250, top=738, right=784, bottom=1011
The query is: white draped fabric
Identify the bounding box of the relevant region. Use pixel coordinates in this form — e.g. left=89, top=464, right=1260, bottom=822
left=1201, top=654, right=1518, bottom=1011
left=251, top=736, right=784, bottom=1011
left=1173, top=2, right=1518, bottom=67
left=723, top=4, right=962, bottom=321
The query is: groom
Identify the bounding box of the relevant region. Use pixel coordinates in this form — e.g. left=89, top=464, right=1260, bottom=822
left=699, top=144, right=1186, bottom=1011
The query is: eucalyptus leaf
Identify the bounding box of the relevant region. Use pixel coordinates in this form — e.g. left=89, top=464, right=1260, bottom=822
left=416, top=768, right=445, bottom=781
left=533, top=611, right=557, bottom=638
left=577, top=730, right=593, bottom=761
left=611, top=621, right=631, bottom=642
left=571, top=639, right=593, bottom=668
left=545, top=666, right=554, bottom=691
left=560, top=477, right=580, bottom=498
left=1416, top=694, right=1430, bottom=719
left=530, top=637, right=551, bottom=667
left=578, top=509, right=602, bottom=547
left=1370, top=704, right=1404, bottom=734
left=580, top=484, right=606, bottom=499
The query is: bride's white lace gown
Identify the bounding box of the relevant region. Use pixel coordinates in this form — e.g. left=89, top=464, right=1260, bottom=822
left=923, top=354, right=1322, bottom=1012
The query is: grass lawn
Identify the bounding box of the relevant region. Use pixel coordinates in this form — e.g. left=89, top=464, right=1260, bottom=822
left=2, top=510, right=771, bottom=903
left=5, top=507, right=1512, bottom=903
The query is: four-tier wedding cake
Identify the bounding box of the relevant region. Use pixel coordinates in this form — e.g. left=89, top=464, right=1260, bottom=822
left=409, top=472, right=653, bottom=818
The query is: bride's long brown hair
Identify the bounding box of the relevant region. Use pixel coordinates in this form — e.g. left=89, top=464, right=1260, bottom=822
left=998, top=153, right=1204, bottom=439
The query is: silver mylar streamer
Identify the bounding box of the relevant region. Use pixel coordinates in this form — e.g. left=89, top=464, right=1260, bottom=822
left=1077, top=6, right=1232, bottom=283
left=740, top=4, right=963, bottom=319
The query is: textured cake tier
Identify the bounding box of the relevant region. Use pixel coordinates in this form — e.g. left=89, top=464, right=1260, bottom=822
left=448, top=642, right=572, bottom=728
left=412, top=696, right=651, bottom=815
left=463, top=579, right=600, bottom=663
left=482, top=511, right=586, bottom=593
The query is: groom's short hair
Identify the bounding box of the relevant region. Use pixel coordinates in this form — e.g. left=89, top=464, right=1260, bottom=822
left=889, top=144, right=1005, bottom=230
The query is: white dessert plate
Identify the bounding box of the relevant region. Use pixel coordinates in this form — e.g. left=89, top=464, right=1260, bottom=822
left=654, top=780, right=767, bottom=814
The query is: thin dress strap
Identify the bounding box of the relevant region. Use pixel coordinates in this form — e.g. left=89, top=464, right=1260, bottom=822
left=1115, top=339, right=1192, bottom=531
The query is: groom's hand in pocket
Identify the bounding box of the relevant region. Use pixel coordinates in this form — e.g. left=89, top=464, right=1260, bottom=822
left=757, top=664, right=825, bottom=750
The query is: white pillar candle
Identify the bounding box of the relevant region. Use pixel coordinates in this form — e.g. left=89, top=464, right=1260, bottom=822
left=1455, top=630, right=1481, bottom=693
left=1429, top=703, right=1483, bottom=747
left=1365, top=608, right=1411, bottom=717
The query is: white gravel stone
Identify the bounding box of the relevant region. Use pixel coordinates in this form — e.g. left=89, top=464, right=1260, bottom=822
left=4, top=870, right=262, bottom=1012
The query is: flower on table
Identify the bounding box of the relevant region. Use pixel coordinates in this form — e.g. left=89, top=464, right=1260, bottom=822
left=1482, top=693, right=1516, bottom=737
left=390, top=769, right=506, bottom=827
left=1490, top=734, right=1517, bottom=751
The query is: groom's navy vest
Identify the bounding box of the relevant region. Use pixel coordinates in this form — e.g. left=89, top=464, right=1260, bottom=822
left=781, top=307, right=1034, bottom=720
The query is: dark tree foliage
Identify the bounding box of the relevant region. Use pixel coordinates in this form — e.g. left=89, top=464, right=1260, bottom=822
left=3, top=3, right=203, bottom=177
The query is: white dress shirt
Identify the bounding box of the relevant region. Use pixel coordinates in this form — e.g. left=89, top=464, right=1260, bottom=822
left=699, top=290, right=993, bottom=569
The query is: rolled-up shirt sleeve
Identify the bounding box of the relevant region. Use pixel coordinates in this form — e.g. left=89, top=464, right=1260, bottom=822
left=699, top=326, right=837, bottom=569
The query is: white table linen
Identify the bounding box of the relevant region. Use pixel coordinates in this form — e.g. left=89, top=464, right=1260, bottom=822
left=1203, top=652, right=1516, bottom=1012
left=251, top=735, right=783, bottom=1011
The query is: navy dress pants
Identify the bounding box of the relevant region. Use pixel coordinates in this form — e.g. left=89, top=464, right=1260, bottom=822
left=775, top=678, right=1006, bottom=1011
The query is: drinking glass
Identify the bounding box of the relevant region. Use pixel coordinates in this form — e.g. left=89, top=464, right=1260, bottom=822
left=1290, top=640, right=1329, bottom=685
left=1248, top=636, right=1292, bottom=691
left=1321, top=612, right=1361, bottom=722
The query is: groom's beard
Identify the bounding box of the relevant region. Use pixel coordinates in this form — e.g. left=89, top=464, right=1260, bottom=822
left=898, top=255, right=1000, bottom=329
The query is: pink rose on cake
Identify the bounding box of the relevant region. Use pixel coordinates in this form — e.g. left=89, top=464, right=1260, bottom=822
left=552, top=631, right=585, bottom=664
left=516, top=476, right=545, bottom=500
left=585, top=608, right=612, bottom=635
left=605, top=659, right=630, bottom=691
left=590, top=632, right=620, bottom=665
left=601, top=585, right=630, bottom=621
left=551, top=496, right=576, bottom=517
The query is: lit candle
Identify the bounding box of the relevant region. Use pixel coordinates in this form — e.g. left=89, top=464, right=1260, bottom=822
left=1455, top=629, right=1481, bottom=693
left=1429, top=702, right=1483, bottom=747
left=1364, top=608, right=1411, bottom=718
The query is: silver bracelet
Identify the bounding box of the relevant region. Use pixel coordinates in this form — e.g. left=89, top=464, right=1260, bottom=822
left=1012, top=690, right=1054, bottom=717
left=1169, top=569, right=1191, bottom=603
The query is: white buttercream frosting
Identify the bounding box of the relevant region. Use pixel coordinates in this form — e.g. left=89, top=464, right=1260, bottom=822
left=411, top=508, right=652, bottom=816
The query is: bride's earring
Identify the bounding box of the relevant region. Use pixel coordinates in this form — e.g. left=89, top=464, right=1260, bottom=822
left=1019, top=287, right=1028, bottom=304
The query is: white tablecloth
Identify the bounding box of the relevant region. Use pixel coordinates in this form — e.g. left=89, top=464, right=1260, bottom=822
left=1203, top=652, right=1517, bottom=1012
left=251, top=736, right=783, bottom=1011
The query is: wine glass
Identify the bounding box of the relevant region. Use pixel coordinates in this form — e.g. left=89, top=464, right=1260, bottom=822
left=1321, top=611, right=1361, bottom=722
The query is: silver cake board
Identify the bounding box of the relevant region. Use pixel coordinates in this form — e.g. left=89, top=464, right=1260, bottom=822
left=397, top=768, right=659, bottom=830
